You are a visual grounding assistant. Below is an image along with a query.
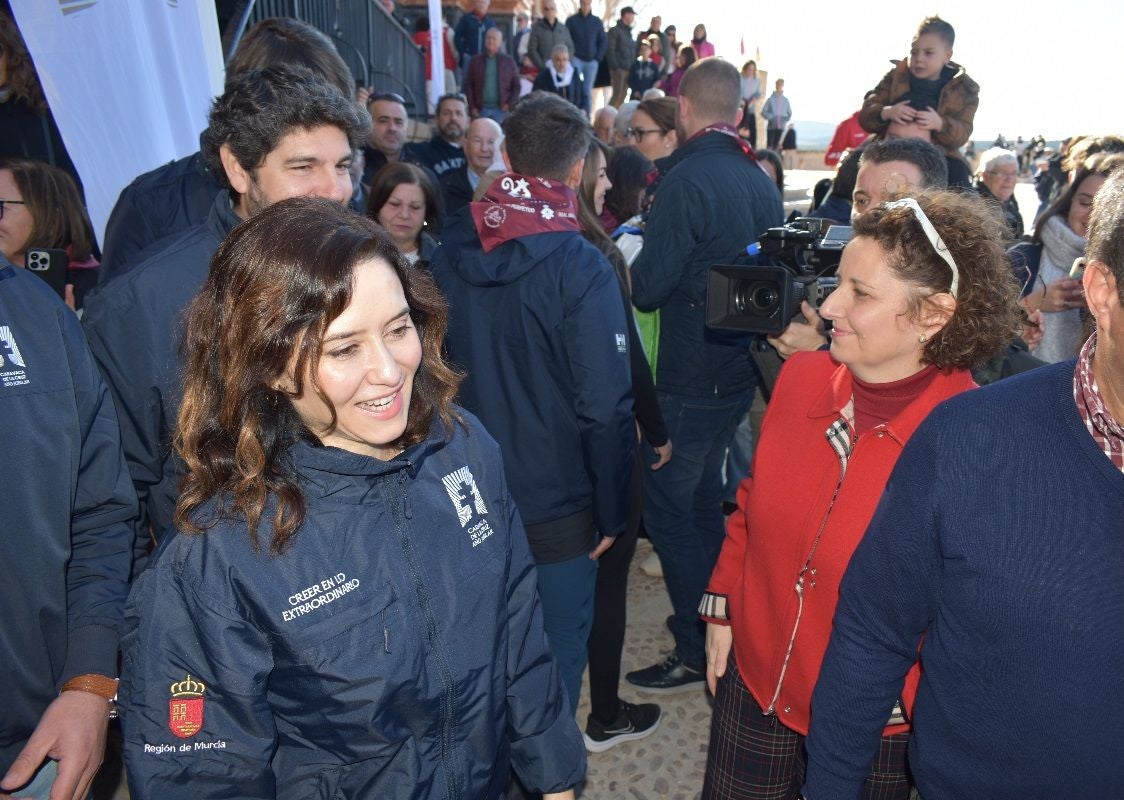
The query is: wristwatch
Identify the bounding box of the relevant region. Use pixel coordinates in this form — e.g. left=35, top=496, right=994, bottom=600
left=61, top=673, right=119, bottom=719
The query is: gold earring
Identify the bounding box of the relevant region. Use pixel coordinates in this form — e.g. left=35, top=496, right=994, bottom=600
left=919, top=334, right=927, bottom=343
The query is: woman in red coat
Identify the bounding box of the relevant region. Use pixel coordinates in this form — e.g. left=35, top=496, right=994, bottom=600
left=700, top=191, right=1022, bottom=800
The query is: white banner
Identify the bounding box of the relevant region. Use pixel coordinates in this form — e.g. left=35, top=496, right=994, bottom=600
left=428, top=0, right=445, bottom=110
left=9, top=0, right=224, bottom=245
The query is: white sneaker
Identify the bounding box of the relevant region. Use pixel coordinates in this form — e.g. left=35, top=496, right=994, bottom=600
left=639, top=550, right=663, bottom=578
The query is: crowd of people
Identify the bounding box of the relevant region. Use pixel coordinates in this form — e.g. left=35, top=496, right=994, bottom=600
left=3, top=5, right=1124, bottom=800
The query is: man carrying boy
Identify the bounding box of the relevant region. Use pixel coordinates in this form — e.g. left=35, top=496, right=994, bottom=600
left=859, top=15, right=979, bottom=157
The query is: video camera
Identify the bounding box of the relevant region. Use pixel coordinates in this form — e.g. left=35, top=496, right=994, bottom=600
left=706, top=218, right=852, bottom=336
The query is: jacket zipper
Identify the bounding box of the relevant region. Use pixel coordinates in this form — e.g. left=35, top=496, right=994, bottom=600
left=386, top=470, right=460, bottom=799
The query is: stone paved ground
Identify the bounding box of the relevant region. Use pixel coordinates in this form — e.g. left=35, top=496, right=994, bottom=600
left=576, top=538, right=711, bottom=800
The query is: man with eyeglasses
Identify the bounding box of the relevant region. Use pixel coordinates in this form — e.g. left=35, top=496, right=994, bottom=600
left=802, top=166, right=1124, bottom=800
left=407, top=93, right=468, bottom=178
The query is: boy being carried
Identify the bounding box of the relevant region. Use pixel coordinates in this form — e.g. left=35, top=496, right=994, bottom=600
left=859, top=15, right=979, bottom=156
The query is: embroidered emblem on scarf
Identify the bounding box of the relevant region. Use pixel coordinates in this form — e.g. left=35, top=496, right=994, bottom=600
left=470, top=173, right=581, bottom=252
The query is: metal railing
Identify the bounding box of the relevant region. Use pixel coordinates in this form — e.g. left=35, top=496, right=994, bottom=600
left=223, top=0, right=427, bottom=119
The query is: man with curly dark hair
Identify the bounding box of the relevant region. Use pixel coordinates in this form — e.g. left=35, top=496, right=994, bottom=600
left=83, top=65, right=368, bottom=573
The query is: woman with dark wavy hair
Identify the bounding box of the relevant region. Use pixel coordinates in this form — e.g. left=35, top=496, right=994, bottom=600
left=701, top=189, right=1022, bottom=800
left=119, top=197, right=584, bottom=800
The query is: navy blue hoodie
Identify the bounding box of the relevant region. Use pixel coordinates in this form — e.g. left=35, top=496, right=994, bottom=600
left=0, top=261, right=136, bottom=774
left=432, top=208, right=635, bottom=563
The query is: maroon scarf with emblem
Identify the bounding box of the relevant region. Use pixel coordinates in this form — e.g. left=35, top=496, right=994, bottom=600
left=470, top=173, right=581, bottom=252
left=688, top=123, right=758, bottom=162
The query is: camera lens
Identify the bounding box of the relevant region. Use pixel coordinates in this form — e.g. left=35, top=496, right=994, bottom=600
left=733, top=280, right=780, bottom=315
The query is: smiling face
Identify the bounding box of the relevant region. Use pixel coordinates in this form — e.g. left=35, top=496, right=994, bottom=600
left=909, top=32, right=952, bottom=81
left=0, top=169, right=32, bottom=265
left=287, top=257, right=422, bottom=460
left=224, top=124, right=354, bottom=218
left=466, top=118, right=501, bottom=175
left=590, top=149, right=612, bottom=215
left=1067, top=173, right=1107, bottom=237
left=377, top=182, right=426, bottom=253
left=818, top=236, right=935, bottom=383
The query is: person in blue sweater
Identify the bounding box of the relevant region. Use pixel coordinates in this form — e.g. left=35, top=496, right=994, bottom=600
left=803, top=167, right=1124, bottom=800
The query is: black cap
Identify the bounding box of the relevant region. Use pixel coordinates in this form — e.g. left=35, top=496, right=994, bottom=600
left=620, top=6, right=636, bottom=15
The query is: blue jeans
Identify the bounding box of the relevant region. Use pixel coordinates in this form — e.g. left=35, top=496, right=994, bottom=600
left=536, top=552, right=598, bottom=709
left=644, top=390, right=753, bottom=665
left=572, top=57, right=599, bottom=112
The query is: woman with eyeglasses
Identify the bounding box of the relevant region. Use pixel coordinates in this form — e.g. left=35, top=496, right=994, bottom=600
left=366, top=162, right=442, bottom=267
left=628, top=96, right=678, bottom=164
left=0, top=158, right=98, bottom=309
left=973, top=146, right=1023, bottom=238
left=700, top=190, right=1022, bottom=800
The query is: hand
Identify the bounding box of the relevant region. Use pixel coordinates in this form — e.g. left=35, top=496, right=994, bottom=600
left=1021, top=307, right=1045, bottom=349
left=913, top=106, right=943, bottom=131
left=355, top=85, right=371, bottom=106
left=544, top=791, right=576, bottom=800
left=1041, top=277, right=1084, bottom=313
left=650, top=441, right=672, bottom=470
left=589, top=535, right=616, bottom=560
left=64, top=284, right=76, bottom=312
left=766, top=301, right=827, bottom=359
left=1, top=691, right=109, bottom=800
left=881, top=101, right=916, bottom=125
left=705, top=622, right=733, bottom=695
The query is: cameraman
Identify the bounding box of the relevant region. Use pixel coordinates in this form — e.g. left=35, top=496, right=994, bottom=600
left=766, top=137, right=949, bottom=360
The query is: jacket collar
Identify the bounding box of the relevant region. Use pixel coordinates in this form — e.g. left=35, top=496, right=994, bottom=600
left=208, top=189, right=241, bottom=241
left=808, top=360, right=975, bottom=444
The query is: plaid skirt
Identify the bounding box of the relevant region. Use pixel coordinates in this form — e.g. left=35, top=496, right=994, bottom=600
left=702, top=657, right=911, bottom=800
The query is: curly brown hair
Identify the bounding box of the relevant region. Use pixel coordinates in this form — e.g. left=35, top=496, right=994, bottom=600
left=175, top=197, right=462, bottom=554
left=852, top=189, right=1022, bottom=370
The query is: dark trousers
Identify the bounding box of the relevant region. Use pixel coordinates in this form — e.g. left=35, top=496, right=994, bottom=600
left=766, top=127, right=783, bottom=150
left=703, top=659, right=911, bottom=800
left=586, top=446, right=643, bottom=723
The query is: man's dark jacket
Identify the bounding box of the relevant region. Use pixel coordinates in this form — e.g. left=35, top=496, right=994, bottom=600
left=406, top=135, right=466, bottom=177
left=0, top=262, right=136, bottom=774
left=82, top=191, right=241, bottom=567
left=431, top=208, right=634, bottom=563
left=631, top=131, right=785, bottom=397
left=99, top=151, right=221, bottom=284
left=439, top=165, right=476, bottom=216
left=565, top=11, right=607, bottom=61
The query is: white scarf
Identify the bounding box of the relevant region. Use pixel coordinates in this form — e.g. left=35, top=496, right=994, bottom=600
left=548, top=61, right=575, bottom=89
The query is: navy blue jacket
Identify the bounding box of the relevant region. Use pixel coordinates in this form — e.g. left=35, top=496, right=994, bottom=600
left=406, top=135, right=467, bottom=178
left=432, top=209, right=634, bottom=563
left=83, top=191, right=241, bottom=564
left=120, top=415, right=585, bottom=799
left=631, top=131, right=784, bottom=397
left=0, top=262, right=136, bottom=774
left=99, top=151, right=222, bottom=284
left=453, top=12, right=495, bottom=59
left=564, top=11, right=607, bottom=61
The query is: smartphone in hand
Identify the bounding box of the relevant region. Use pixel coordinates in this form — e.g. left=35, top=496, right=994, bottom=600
left=25, top=248, right=69, bottom=299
